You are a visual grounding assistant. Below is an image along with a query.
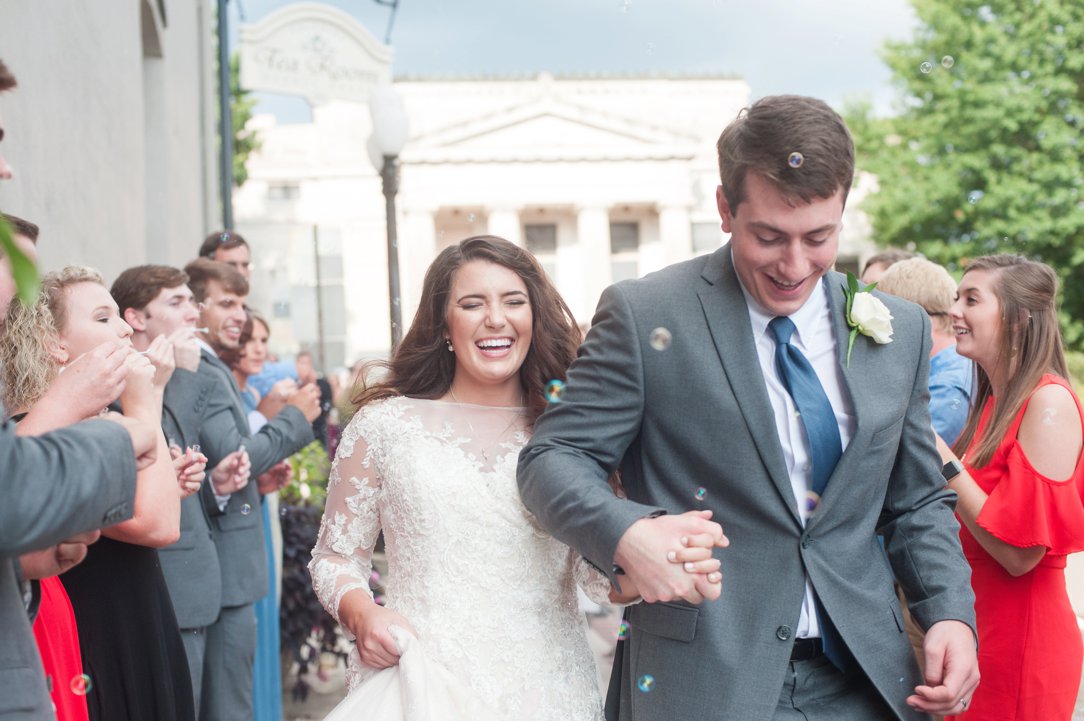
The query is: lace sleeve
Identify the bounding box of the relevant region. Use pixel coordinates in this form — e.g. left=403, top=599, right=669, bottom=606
left=309, top=411, right=382, bottom=624
left=571, top=550, right=613, bottom=606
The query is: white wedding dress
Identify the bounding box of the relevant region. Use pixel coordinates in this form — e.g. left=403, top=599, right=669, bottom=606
left=310, top=397, right=608, bottom=721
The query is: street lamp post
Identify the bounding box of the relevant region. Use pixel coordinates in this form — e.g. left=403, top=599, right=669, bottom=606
left=367, top=84, right=410, bottom=350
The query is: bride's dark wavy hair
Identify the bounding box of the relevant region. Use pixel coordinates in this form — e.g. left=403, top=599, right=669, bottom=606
left=353, top=235, right=580, bottom=425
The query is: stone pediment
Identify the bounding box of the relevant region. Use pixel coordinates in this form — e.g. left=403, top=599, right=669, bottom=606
left=404, top=98, right=698, bottom=164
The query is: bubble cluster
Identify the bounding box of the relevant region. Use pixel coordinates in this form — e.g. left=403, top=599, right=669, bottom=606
left=649, top=327, right=672, bottom=351
left=545, top=379, right=565, bottom=404
left=941, top=55, right=955, bottom=69
left=637, top=675, right=655, bottom=693
left=70, top=674, right=92, bottom=696
left=787, top=152, right=804, bottom=169
left=695, top=487, right=707, bottom=502
left=920, top=61, right=934, bottom=74
left=617, top=621, right=629, bottom=640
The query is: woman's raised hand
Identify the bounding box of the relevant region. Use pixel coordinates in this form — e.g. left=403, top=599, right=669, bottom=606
left=143, top=334, right=177, bottom=389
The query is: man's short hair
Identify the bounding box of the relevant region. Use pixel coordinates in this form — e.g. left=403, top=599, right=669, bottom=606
left=110, top=265, right=189, bottom=316
left=184, top=258, right=249, bottom=302
left=199, top=230, right=249, bottom=260
left=862, top=248, right=917, bottom=278
left=0, top=60, right=15, bottom=93
left=876, top=257, right=957, bottom=334
left=2, top=213, right=38, bottom=243
left=716, top=95, right=855, bottom=215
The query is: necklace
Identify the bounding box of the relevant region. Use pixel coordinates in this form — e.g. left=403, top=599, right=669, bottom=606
left=447, top=389, right=525, bottom=464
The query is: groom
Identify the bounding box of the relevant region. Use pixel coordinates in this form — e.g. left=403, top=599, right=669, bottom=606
left=518, top=95, right=978, bottom=721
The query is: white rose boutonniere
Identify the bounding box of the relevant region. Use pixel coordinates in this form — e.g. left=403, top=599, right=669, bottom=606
left=843, top=272, right=893, bottom=366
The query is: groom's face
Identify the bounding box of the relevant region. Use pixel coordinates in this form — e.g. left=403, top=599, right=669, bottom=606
left=718, top=172, right=843, bottom=317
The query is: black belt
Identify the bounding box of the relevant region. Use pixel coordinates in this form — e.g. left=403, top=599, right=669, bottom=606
left=789, top=637, right=824, bottom=661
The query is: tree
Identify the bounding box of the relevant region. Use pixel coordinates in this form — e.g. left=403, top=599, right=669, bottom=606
left=230, top=53, right=260, bottom=187
left=850, top=0, right=1084, bottom=348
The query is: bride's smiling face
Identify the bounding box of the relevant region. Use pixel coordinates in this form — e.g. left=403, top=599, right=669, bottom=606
left=444, top=260, right=533, bottom=395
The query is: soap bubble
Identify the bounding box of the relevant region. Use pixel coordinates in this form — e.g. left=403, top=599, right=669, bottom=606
left=545, top=380, right=565, bottom=403
left=695, top=487, right=707, bottom=502
left=804, top=490, right=821, bottom=513
left=70, top=674, right=92, bottom=696
left=649, top=327, right=672, bottom=351
left=617, top=621, right=629, bottom=640
left=637, top=675, right=655, bottom=693
left=941, top=55, right=955, bottom=68
left=920, top=61, right=934, bottom=74
left=787, top=152, right=804, bottom=168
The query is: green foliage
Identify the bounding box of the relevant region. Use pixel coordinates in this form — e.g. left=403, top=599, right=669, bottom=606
left=229, top=53, right=261, bottom=187
left=849, top=0, right=1084, bottom=348
left=282, top=440, right=331, bottom=508
left=0, top=216, right=39, bottom=304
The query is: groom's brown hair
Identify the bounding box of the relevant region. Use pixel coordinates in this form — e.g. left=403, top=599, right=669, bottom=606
left=717, top=94, right=855, bottom=215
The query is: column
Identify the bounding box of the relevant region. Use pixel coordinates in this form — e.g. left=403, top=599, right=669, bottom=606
left=658, top=205, right=693, bottom=266
left=400, top=206, right=438, bottom=328
left=487, top=207, right=522, bottom=246
left=567, top=206, right=611, bottom=324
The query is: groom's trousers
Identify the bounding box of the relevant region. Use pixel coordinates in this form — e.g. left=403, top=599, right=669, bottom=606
left=773, top=655, right=896, bottom=721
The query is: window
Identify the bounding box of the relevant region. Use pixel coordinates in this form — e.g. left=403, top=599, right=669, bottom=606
left=267, top=183, right=300, bottom=201
left=691, top=222, right=722, bottom=254
left=525, top=223, right=558, bottom=279
left=610, top=222, right=640, bottom=282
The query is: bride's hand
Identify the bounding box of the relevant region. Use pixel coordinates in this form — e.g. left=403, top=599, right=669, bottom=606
left=667, top=510, right=724, bottom=590
left=345, top=601, right=418, bottom=669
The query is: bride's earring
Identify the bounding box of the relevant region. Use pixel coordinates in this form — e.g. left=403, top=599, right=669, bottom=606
left=446, top=339, right=454, bottom=352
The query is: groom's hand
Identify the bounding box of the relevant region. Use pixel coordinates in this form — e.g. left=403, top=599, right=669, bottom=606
left=614, top=510, right=728, bottom=604
left=907, top=619, right=979, bottom=715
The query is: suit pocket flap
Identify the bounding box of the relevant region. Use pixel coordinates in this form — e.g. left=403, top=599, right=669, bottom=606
left=632, top=601, right=699, bottom=642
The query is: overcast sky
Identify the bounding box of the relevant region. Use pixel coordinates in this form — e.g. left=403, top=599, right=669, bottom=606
left=233, top=0, right=919, bottom=122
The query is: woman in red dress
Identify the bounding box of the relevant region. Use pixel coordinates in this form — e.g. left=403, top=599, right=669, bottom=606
left=935, top=255, right=1084, bottom=720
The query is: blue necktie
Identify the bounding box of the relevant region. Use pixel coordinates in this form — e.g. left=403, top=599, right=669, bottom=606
left=768, top=316, right=849, bottom=670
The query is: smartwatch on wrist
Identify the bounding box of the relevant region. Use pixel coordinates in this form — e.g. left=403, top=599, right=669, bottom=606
left=941, top=459, right=964, bottom=482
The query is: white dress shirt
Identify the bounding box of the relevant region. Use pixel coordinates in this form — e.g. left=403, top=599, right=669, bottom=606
left=738, top=273, right=856, bottom=638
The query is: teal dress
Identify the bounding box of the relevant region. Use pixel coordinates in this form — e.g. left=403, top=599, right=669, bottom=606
left=243, top=387, right=284, bottom=721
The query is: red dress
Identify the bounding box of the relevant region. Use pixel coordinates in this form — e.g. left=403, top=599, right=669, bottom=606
left=32, top=576, right=90, bottom=721
left=947, top=374, right=1084, bottom=721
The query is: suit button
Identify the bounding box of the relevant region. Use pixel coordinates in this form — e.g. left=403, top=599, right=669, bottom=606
left=801, top=536, right=812, bottom=549
left=776, top=625, right=792, bottom=641
left=240, top=503, right=252, bottom=515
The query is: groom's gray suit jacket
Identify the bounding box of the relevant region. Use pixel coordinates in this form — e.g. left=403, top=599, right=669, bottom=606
left=518, top=245, right=976, bottom=721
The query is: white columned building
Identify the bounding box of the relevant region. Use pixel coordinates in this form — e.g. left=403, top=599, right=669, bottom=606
left=235, top=72, right=880, bottom=367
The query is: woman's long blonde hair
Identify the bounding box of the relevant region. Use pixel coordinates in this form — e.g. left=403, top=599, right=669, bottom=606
left=952, top=255, right=1069, bottom=468
left=1, top=266, right=105, bottom=412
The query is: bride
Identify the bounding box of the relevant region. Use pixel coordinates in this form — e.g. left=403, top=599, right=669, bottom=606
left=310, top=236, right=721, bottom=720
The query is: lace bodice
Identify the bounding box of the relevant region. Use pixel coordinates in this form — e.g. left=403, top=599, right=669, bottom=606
left=310, top=397, right=608, bottom=721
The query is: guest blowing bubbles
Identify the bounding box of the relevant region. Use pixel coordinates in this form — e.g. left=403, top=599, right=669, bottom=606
left=0, top=266, right=194, bottom=721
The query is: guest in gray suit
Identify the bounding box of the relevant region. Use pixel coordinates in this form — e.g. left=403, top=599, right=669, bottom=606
left=183, top=259, right=319, bottom=721
left=519, top=95, right=979, bottom=721
left=112, top=264, right=235, bottom=711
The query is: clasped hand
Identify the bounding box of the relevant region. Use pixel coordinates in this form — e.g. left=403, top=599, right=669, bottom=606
left=614, top=510, right=729, bottom=604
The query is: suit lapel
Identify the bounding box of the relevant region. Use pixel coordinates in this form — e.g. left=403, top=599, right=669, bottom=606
left=201, top=349, right=245, bottom=412
left=698, top=246, right=800, bottom=524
